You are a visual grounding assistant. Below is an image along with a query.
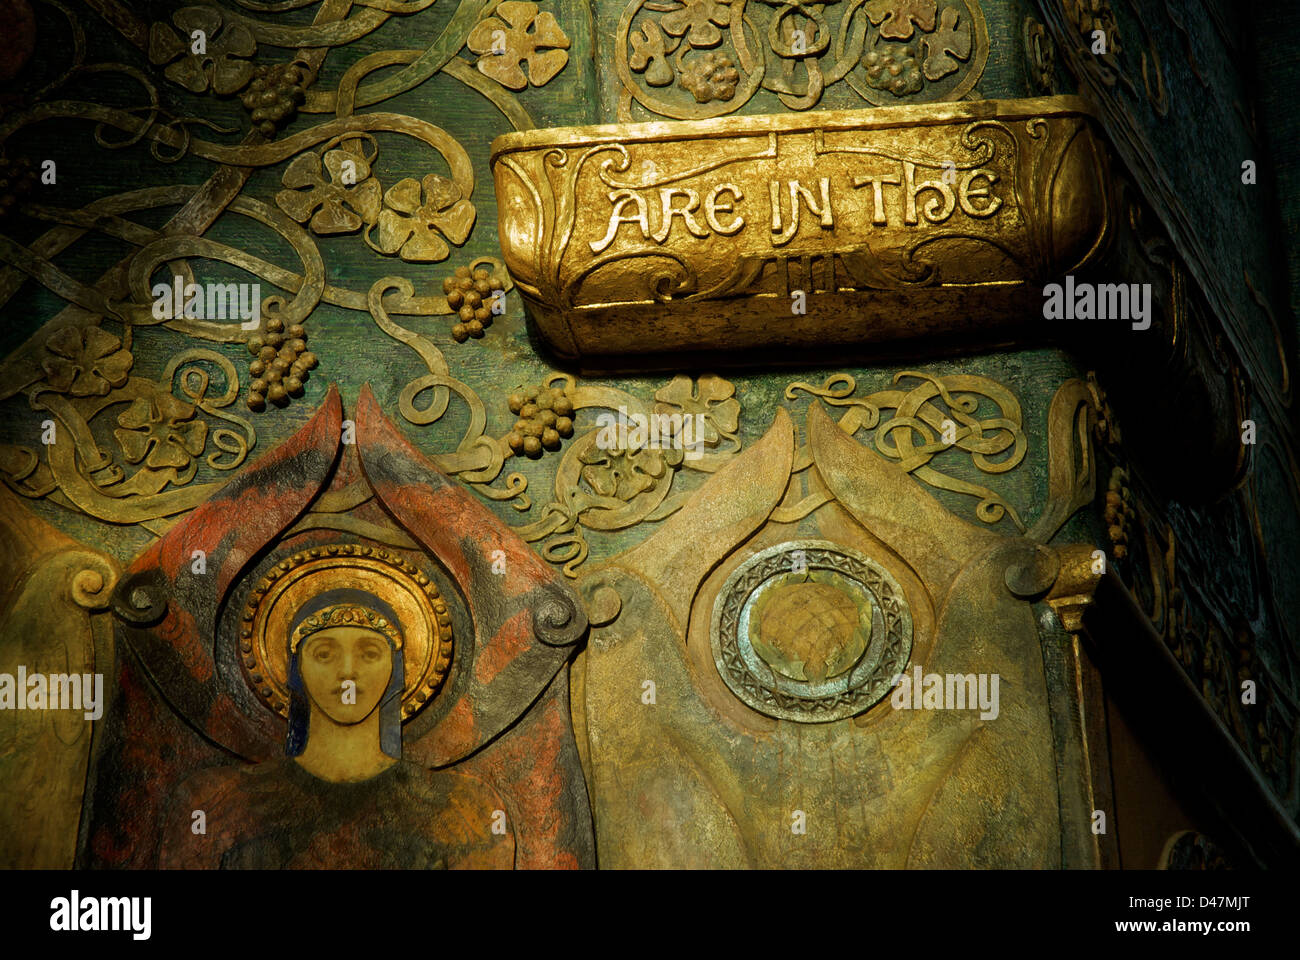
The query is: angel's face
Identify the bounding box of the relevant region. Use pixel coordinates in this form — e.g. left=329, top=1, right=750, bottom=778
left=299, top=626, right=392, bottom=725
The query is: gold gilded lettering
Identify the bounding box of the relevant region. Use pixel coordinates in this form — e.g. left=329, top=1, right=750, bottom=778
left=903, top=161, right=956, bottom=225
left=851, top=173, right=901, bottom=225
left=652, top=187, right=710, bottom=243
left=771, top=178, right=833, bottom=247
left=704, top=183, right=745, bottom=235
left=958, top=169, right=1002, bottom=217
left=794, top=178, right=834, bottom=228
left=590, top=189, right=651, bottom=253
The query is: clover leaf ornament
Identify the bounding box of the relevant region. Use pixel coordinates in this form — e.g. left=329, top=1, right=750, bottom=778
left=579, top=444, right=668, bottom=502
left=368, top=175, right=476, bottom=263
left=41, top=326, right=133, bottom=397
left=629, top=21, right=675, bottom=87
left=148, top=6, right=257, bottom=95
left=468, top=1, right=571, bottom=91
left=920, top=5, right=972, bottom=79
left=660, top=0, right=732, bottom=49
left=864, top=0, right=937, bottom=41
left=275, top=147, right=382, bottom=235
left=114, top=391, right=207, bottom=472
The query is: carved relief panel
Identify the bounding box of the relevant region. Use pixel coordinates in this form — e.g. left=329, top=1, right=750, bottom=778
left=0, top=0, right=1295, bottom=878
left=88, top=386, right=593, bottom=869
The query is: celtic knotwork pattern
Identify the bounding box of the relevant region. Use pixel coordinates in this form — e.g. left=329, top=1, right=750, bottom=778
left=510, top=374, right=745, bottom=578
left=617, top=0, right=987, bottom=120
left=786, top=371, right=1028, bottom=530
left=2, top=346, right=256, bottom=520
left=0, top=0, right=573, bottom=533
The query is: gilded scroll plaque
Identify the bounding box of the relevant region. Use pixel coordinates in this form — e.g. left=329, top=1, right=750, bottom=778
left=492, top=96, right=1111, bottom=361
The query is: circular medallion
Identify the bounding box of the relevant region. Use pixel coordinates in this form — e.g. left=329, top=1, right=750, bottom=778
left=238, top=544, right=453, bottom=721
left=711, top=540, right=912, bottom=722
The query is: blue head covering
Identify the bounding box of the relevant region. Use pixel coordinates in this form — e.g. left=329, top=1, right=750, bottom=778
left=285, top=588, right=405, bottom=759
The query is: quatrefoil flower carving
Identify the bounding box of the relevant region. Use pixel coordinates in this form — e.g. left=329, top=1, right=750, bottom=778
left=148, top=6, right=257, bottom=95
left=467, top=1, right=571, bottom=91
left=369, top=175, right=475, bottom=262
left=275, top=148, right=382, bottom=235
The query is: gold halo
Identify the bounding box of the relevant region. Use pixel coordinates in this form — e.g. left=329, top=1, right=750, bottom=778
left=238, top=544, right=453, bottom=721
